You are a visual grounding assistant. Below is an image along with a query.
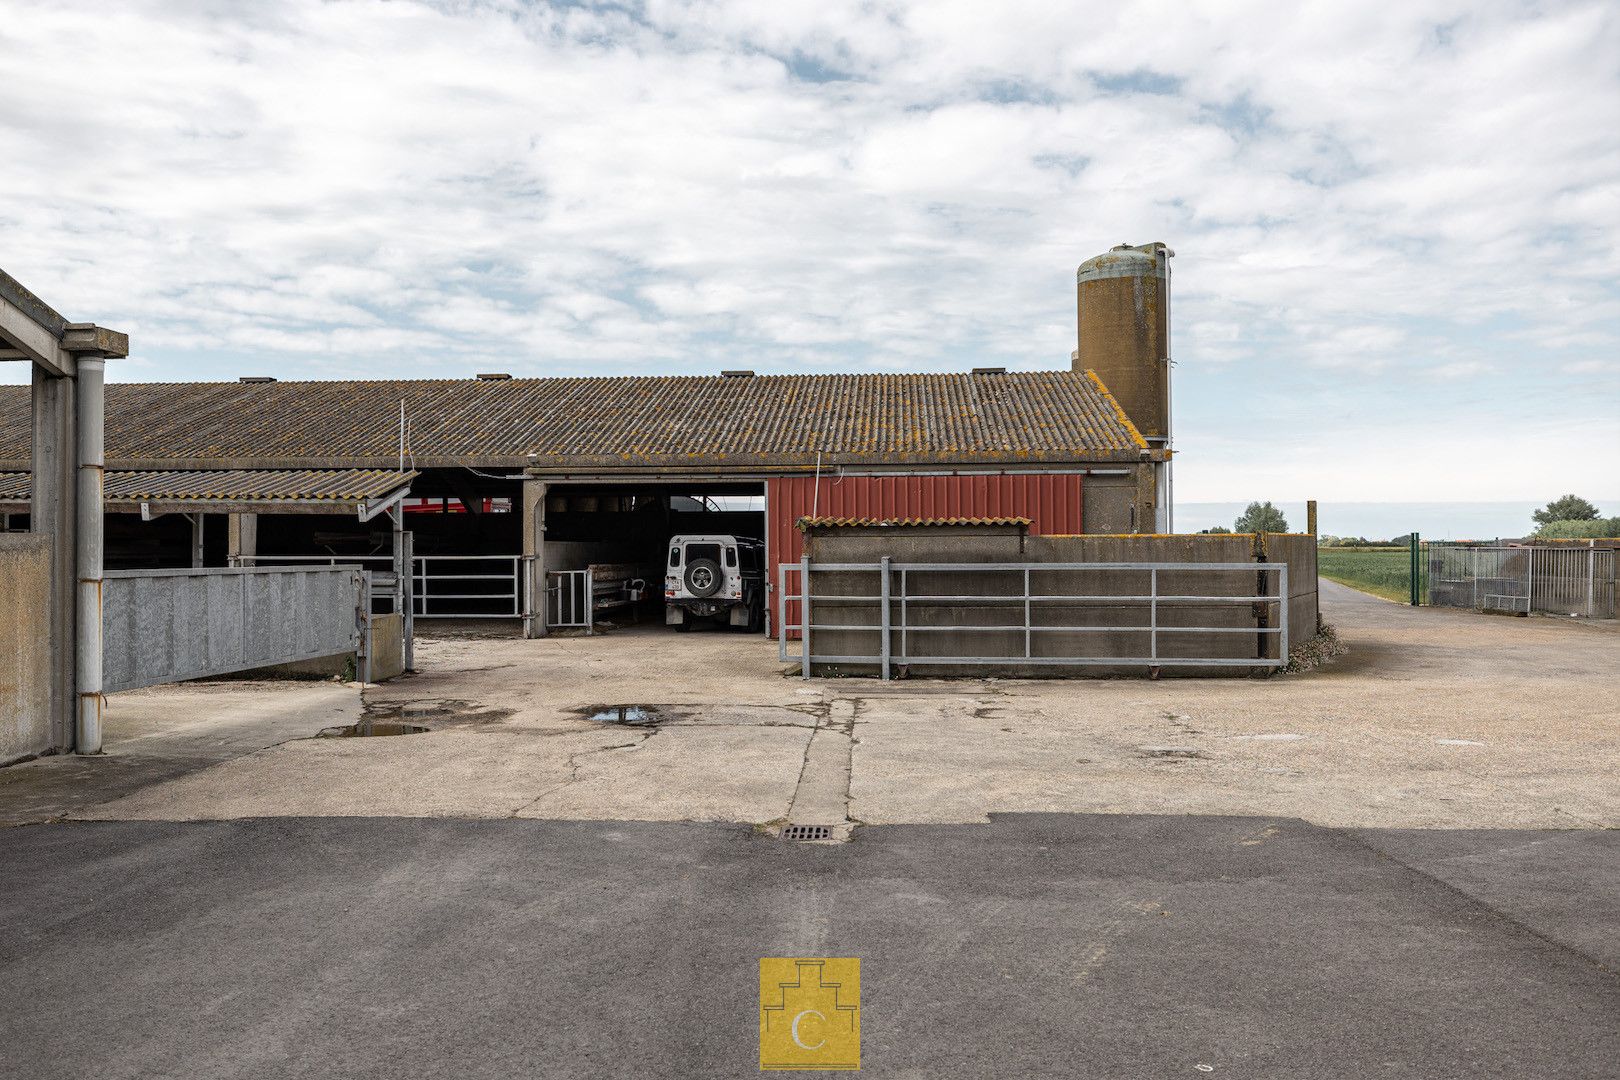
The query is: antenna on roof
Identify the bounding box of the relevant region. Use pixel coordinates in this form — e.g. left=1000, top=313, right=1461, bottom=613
left=398, top=400, right=405, bottom=473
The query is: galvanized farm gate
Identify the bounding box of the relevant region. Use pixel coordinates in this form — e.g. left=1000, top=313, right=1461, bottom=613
left=100, top=565, right=372, bottom=693
left=1427, top=543, right=1617, bottom=618
left=779, top=558, right=1289, bottom=679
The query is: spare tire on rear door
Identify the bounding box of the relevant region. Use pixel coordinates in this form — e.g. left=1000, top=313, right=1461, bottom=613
left=684, top=558, right=722, bottom=598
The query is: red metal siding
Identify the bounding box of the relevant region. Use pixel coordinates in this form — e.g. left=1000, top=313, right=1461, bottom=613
left=767, top=473, right=1084, bottom=637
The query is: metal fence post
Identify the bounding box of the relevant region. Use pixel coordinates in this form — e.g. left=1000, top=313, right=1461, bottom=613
left=777, top=562, right=789, bottom=661
left=585, top=567, right=595, bottom=636
left=1409, top=532, right=1420, bottom=606
left=1149, top=567, right=1158, bottom=662
left=1278, top=564, right=1290, bottom=661
left=1588, top=542, right=1597, bottom=618
left=880, top=556, right=892, bottom=681
left=359, top=572, right=373, bottom=685
left=401, top=531, right=415, bottom=671
left=800, top=553, right=812, bottom=680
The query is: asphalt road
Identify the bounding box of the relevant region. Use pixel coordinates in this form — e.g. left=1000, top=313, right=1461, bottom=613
left=3, top=815, right=1616, bottom=1079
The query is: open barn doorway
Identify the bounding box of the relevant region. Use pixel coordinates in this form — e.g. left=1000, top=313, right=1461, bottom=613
left=539, top=482, right=766, bottom=634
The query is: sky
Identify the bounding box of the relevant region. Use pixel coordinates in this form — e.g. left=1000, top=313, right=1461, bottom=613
left=1, top=0, right=1616, bottom=516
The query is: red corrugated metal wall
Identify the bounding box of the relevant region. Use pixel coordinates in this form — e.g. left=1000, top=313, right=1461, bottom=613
left=767, top=473, right=1084, bottom=637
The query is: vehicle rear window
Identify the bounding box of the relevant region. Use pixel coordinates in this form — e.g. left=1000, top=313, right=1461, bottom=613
left=725, top=547, right=736, bottom=567
left=669, top=547, right=680, bottom=567
left=688, top=544, right=720, bottom=564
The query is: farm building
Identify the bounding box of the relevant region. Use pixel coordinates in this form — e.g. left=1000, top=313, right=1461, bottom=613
left=0, top=242, right=1178, bottom=639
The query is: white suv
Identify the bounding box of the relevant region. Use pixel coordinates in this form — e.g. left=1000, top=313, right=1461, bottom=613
left=665, top=534, right=765, bottom=632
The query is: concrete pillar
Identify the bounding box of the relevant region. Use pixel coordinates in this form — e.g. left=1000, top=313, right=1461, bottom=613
left=522, top=479, right=547, bottom=638
left=189, top=513, right=205, bottom=568
left=227, top=512, right=257, bottom=565
left=30, top=367, right=76, bottom=752
left=75, top=357, right=105, bottom=754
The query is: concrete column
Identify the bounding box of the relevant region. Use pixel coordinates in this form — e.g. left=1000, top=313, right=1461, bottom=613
left=227, top=512, right=257, bottom=565
left=30, top=367, right=76, bottom=752
left=189, top=513, right=205, bottom=568
left=75, top=357, right=105, bottom=754
left=521, top=479, right=547, bottom=638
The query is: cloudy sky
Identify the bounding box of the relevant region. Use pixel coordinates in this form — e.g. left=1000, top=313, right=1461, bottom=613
left=2, top=0, right=1616, bottom=508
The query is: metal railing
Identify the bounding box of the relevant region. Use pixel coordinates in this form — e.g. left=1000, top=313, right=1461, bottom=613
left=237, top=553, right=522, bottom=618
left=778, top=559, right=1289, bottom=680
left=1427, top=543, right=1616, bottom=618
left=547, top=569, right=594, bottom=632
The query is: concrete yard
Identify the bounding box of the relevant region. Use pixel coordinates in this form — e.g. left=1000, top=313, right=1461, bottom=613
left=2, top=581, right=1616, bottom=1078
left=7, top=580, right=1612, bottom=832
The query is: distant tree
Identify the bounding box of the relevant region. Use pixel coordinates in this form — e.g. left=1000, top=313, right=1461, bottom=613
left=1536, top=517, right=1620, bottom=540
left=1198, top=526, right=1233, bottom=534
left=1234, top=501, right=1289, bottom=533
left=1533, top=495, right=1601, bottom=528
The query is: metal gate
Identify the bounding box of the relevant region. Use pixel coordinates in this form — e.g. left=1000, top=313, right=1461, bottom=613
left=779, top=559, right=1289, bottom=679
left=1427, top=543, right=1617, bottom=618
left=239, top=553, right=521, bottom=618
left=546, top=569, right=594, bottom=632
left=101, top=565, right=365, bottom=693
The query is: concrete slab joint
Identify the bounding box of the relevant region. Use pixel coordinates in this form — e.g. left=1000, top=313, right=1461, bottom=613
left=785, top=697, right=858, bottom=841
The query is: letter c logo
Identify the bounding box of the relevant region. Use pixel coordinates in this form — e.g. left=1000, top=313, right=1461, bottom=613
left=791, top=1009, right=825, bottom=1051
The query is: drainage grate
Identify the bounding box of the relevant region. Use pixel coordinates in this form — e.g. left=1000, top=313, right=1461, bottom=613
left=782, top=825, right=832, bottom=841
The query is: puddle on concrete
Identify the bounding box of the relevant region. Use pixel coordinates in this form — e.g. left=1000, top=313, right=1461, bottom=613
left=319, top=721, right=429, bottom=738
left=585, top=705, right=665, bottom=727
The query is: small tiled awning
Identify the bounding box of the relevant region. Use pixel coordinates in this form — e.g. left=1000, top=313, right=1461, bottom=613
left=0, top=468, right=417, bottom=516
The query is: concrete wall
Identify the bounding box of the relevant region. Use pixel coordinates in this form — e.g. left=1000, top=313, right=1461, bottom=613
left=0, top=534, right=52, bottom=763
left=802, top=525, right=1318, bottom=678
left=368, top=612, right=405, bottom=681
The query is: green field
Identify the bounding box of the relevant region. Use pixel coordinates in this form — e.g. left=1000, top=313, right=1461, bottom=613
left=1318, top=546, right=1419, bottom=603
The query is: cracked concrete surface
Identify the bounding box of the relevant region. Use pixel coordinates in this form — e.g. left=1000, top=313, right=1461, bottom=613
left=6, top=580, right=1616, bottom=830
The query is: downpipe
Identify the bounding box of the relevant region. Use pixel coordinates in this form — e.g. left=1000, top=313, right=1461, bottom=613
left=76, top=357, right=106, bottom=754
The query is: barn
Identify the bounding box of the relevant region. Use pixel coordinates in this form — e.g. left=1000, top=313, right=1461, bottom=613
left=0, top=241, right=1177, bottom=640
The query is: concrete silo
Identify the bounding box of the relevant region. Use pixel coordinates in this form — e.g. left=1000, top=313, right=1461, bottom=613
left=1075, top=241, right=1174, bottom=530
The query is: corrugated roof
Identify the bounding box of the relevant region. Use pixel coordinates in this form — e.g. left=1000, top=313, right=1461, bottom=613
left=0, top=371, right=1150, bottom=472
left=0, top=468, right=415, bottom=506
left=797, top=516, right=1033, bottom=530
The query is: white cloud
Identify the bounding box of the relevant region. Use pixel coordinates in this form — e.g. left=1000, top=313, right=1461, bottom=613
left=0, top=0, right=1615, bottom=502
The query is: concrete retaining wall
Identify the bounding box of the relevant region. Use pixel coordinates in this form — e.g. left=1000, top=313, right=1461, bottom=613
left=1, top=534, right=52, bottom=763
left=802, top=525, right=1318, bottom=678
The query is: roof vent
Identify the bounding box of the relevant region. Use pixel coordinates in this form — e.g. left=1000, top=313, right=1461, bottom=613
left=476, top=372, right=512, bottom=381
left=239, top=376, right=276, bottom=384
left=721, top=369, right=755, bottom=378
left=972, top=366, right=1007, bottom=375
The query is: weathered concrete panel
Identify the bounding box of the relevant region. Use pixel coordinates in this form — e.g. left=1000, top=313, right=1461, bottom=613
left=0, top=535, right=52, bottom=763
left=101, top=566, right=362, bottom=693
left=368, top=613, right=405, bottom=681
